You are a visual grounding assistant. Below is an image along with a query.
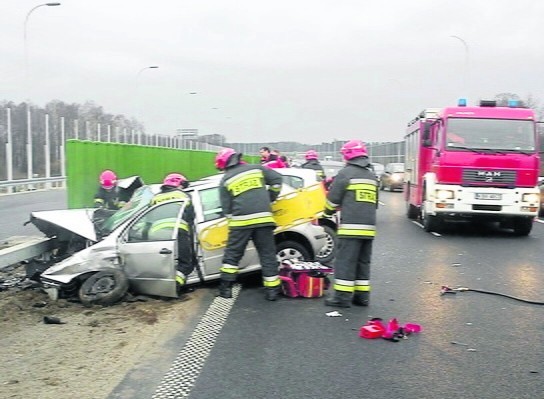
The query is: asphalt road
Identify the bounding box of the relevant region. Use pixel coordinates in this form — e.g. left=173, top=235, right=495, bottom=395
left=0, top=189, right=67, bottom=241
left=115, top=191, right=544, bottom=399
left=2, top=190, right=543, bottom=398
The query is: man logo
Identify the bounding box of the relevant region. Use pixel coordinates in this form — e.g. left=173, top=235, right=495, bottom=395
left=477, top=171, right=502, bottom=177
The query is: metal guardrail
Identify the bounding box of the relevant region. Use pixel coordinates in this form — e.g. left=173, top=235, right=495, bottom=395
left=0, top=177, right=66, bottom=193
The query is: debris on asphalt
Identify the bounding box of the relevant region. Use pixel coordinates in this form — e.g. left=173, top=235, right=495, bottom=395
left=43, top=316, right=65, bottom=324
left=325, top=310, right=343, bottom=317
left=451, top=341, right=469, bottom=346
left=359, top=317, right=422, bottom=342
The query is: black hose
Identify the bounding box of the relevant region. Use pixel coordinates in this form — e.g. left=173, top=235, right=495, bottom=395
left=467, top=288, right=544, bottom=305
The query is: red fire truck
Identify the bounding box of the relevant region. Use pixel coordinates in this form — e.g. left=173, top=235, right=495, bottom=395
left=404, top=99, right=540, bottom=235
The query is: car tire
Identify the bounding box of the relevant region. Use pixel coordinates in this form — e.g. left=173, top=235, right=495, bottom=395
left=79, top=268, right=129, bottom=307
left=276, top=240, right=312, bottom=262
left=315, top=225, right=337, bottom=265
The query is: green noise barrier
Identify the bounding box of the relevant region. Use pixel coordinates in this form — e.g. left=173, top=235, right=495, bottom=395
left=65, top=140, right=259, bottom=209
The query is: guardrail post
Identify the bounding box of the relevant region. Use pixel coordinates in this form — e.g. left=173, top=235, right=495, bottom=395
left=45, top=113, right=51, bottom=189
left=6, top=108, right=13, bottom=194
left=60, top=116, right=66, bottom=188
left=26, top=105, right=33, bottom=181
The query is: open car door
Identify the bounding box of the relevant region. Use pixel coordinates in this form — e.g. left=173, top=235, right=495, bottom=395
left=117, top=201, right=184, bottom=298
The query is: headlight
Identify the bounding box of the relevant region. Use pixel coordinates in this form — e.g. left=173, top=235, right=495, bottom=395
left=391, top=175, right=402, bottom=182
left=436, top=190, right=454, bottom=200
left=522, top=193, right=539, bottom=203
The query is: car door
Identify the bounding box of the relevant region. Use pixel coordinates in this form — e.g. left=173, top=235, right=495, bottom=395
left=117, top=201, right=184, bottom=298
left=193, top=186, right=258, bottom=279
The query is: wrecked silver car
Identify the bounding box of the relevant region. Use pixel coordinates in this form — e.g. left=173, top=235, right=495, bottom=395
left=29, top=172, right=328, bottom=306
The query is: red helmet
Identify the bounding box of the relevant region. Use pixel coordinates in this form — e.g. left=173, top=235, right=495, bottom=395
left=215, top=148, right=237, bottom=170
left=340, top=140, right=368, bottom=161
left=305, top=150, right=318, bottom=160
left=163, top=173, right=187, bottom=188
left=99, top=170, right=117, bottom=189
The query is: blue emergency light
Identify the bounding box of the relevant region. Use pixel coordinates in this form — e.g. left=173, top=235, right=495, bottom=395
left=457, top=98, right=467, bottom=107
left=508, top=99, right=519, bottom=107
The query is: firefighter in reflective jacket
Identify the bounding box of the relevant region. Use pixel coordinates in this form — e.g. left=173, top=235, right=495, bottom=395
left=323, top=140, right=378, bottom=307
left=215, top=148, right=283, bottom=301
left=301, top=150, right=325, bottom=180
left=150, top=173, right=195, bottom=289
left=94, top=170, right=127, bottom=210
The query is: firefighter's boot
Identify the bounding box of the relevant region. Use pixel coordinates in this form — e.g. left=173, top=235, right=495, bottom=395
left=324, top=291, right=352, bottom=308
left=352, top=292, right=370, bottom=306
left=264, top=287, right=281, bottom=301
left=218, top=280, right=233, bottom=299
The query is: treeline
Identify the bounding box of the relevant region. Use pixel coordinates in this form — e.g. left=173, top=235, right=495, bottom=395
left=0, top=100, right=145, bottom=179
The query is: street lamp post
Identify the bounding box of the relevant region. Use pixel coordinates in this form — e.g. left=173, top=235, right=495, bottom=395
left=450, top=35, right=470, bottom=96
left=24, top=3, right=61, bottom=83
left=135, top=66, right=159, bottom=144
left=23, top=2, right=61, bottom=180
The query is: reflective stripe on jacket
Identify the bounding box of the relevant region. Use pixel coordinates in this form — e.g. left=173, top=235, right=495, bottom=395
left=220, top=163, right=282, bottom=230
left=325, top=157, right=378, bottom=239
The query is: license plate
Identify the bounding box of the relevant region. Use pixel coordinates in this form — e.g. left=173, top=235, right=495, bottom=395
left=475, top=193, right=502, bottom=200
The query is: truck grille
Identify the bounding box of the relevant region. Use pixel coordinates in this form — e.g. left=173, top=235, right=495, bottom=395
left=462, top=169, right=516, bottom=187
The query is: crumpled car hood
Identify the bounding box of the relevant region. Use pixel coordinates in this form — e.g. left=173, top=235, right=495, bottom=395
left=30, top=209, right=98, bottom=242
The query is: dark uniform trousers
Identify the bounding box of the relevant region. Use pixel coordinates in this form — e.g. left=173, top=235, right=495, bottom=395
left=177, top=229, right=194, bottom=277
left=221, top=226, right=278, bottom=282
left=333, top=238, right=373, bottom=292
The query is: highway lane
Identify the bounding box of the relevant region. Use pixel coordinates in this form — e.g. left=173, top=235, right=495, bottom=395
left=2, top=190, right=543, bottom=398
left=0, top=189, right=67, bottom=240
left=112, top=190, right=544, bottom=399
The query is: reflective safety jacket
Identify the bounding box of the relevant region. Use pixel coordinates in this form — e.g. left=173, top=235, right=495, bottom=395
left=324, top=156, right=377, bottom=239
left=150, top=186, right=195, bottom=232
left=94, top=186, right=128, bottom=210
left=301, top=159, right=325, bottom=180
left=220, top=163, right=283, bottom=230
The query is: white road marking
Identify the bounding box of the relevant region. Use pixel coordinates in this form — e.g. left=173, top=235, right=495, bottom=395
left=152, top=284, right=241, bottom=398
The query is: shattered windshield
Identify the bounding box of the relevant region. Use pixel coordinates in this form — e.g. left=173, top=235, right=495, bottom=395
left=100, top=186, right=154, bottom=234
left=445, top=118, right=536, bottom=152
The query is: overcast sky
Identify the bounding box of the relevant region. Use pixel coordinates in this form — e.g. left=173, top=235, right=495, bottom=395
left=2, top=0, right=543, bottom=144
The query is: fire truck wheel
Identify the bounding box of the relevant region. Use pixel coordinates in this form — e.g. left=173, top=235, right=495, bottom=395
left=511, top=217, right=533, bottom=236
left=422, top=209, right=442, bottom=232
left=406, top=203, right=418, bottom=219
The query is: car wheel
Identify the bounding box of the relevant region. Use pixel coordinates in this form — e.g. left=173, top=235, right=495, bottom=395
left=79, top=268, right=129, bottom=307
left=315, top=225, right=336, bottom=265
left=276, top=240, right=311, bottom=262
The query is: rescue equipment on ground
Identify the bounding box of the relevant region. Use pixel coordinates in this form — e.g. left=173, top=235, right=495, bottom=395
left=440, top=285, right=544, bottom=305
left=279, top=260, right=332, bottom=298
left=359, top=318, right=422, bottom=342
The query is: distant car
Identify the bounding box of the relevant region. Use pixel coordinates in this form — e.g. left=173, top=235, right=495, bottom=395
left=320, top=160, right=344, bottom=180
left=380, top=163, right=405, bottom=191
left=31, top=171, right=328, bottom=306
left=370, top=163, right=385, bottom=180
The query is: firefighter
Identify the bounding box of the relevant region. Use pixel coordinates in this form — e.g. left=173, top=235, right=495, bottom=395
left=323, top=140, right=378, bottom=307
left=150, top=173, right=195, bottom=289
left=215, top=148, right=283, bottom=300
left=301, top=150, right=325, bottom=180
left=94, top=169, right=126, bottom=210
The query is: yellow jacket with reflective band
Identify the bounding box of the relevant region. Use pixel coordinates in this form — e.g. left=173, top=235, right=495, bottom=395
left=150, top=186, right=195, bottom=229
left=220, top=163, right=282, bottom=230
left=325, top=157, right=378, bottom=239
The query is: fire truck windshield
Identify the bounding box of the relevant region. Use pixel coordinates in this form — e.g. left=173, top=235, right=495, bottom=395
left=445, top=118, right=535, bottom=152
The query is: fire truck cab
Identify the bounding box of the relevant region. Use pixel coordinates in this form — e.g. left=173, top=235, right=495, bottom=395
left=404, top=99, right=540, bottom=235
